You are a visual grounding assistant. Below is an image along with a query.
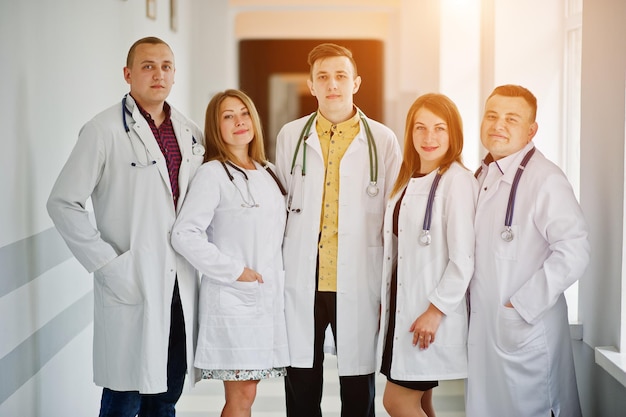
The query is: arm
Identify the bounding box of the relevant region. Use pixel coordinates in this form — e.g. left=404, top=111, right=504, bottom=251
left=510, top=173, right=590, bottom=324
left=171, top=165, right=249, bottom=284
left=46, top=121, right=118, bottom=273
left=413, top=170, right=478, bottom=349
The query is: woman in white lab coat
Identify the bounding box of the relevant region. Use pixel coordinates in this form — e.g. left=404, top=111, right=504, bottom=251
left=171, top=89, right=289, bottom=417
left=377, top=94, right=477, bottom=417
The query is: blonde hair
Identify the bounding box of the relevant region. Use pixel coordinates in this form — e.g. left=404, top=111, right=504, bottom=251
left=391, top=93, right=465, bottom=197
left=203, top=89, right=266, bottom=164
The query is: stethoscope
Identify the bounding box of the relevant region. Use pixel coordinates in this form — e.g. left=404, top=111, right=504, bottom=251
left=220, top=161, right=259, bottom=208
left=122, top=95, right=204, bottom=167
left=220, top=160, right=287, bottom=208
left=287, top=110, right=379, bottom=213
left=417, top=171, right=443, bottom=246
left=475, top=146, right=536, bottom=242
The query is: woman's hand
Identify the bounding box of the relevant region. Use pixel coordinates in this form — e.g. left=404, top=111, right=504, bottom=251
left=409, top=303, right=444, bottom=350
left=236, top=267, right=264, bottom=283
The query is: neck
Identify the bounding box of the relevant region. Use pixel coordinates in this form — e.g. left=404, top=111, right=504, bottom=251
left=230, top=146, right=255, bottom=169
left=131, top=95, right=166, bottom=127
left=318, top=106, right=356, bottom=125
left=419, top=161, right=440, bottom=175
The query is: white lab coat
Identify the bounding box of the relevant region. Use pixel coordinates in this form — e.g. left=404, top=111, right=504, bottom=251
left=466, top=143, right=589, bottom=417
left=171, top=160, right=289, bottom=370
left=377, top=162, right=477, bottom=381
left=46, top=95, right=204, bottom=394
left=275, top=111, right=402, bottom=376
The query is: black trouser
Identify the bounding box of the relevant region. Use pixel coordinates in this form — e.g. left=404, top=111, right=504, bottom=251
left=285, top=291, right=375, bottom=417
left=99, top=279, right=187, bottom=417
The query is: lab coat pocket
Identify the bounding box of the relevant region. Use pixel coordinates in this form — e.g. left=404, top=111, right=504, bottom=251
left=493, top=225, right=519, bottom=261
left=219, top=281, right=260, bottom=315
left=94, top=251, right=142, bottom=306
left=495, top=305, right=545, bottom=353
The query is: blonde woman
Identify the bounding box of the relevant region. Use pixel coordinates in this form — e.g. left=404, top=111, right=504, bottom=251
left=172, top=89, right=288, bottom=417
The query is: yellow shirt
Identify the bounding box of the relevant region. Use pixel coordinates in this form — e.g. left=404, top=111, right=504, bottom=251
left=316, top=111, right=361, bottom=292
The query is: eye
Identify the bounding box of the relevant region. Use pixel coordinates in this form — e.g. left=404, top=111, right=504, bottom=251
left=163, top=64, right=172, bottom=71
left=223, top=114, right=233, bottom=120
left=485, top=114, right=497, bottom=121
left=414, top=125, right=425, bottom=131
left=506, top=117, right=518, bottom=123
left=436, top=126, right=447, bottom=131
left=143, top=64, right=153, bottom=70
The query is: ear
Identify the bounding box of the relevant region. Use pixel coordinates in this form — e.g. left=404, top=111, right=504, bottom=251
left=528, top=121, right=538, bottom=142
left=123, top=67, right=131, bottom=85
left=307, top=78, right=315, bottom=97
left=353, top=75, right=362, bottom=94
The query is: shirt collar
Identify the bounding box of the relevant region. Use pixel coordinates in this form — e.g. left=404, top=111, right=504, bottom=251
left=483, top=142, right=535, bottom=178
left=316, top=109, right=361, bottom=138
left=129, top=94, right=171, bottom=125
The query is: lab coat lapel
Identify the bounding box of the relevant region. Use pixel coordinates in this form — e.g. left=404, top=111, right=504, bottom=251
left=129, top=106, right=174, bottom=199
left=172, top=116, right=193, bottom=212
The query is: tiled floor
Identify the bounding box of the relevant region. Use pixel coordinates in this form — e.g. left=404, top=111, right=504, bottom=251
left=177, top=355, right=466, bottom=417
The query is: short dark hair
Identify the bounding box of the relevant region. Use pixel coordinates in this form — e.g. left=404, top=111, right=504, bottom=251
left=126, top=37, right=172, bottom=67
left=487, top=84, right=537, bottom=122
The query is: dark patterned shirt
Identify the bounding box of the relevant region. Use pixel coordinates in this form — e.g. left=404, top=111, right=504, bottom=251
left=135, top=100, right=182, bottom=208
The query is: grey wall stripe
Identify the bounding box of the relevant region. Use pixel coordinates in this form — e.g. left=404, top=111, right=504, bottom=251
left=0, top=291, right=93, bottom=404
left=0, top=226, right=74, bottom=298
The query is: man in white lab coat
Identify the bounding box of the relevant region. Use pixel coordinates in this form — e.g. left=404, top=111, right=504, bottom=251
left=47, top=37, right=204, bottom=416
left=275, top=43, right=401, bottom=417
left=466, top=84, right=589, bottom=417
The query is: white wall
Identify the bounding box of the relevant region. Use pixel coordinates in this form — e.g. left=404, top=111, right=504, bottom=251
left=0, top=1, right=217, bottom=415
left=579, top=0, right=626, bottom=350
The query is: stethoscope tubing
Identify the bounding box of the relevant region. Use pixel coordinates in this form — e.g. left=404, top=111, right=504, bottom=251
left=289, top=110, right=379, bottom=195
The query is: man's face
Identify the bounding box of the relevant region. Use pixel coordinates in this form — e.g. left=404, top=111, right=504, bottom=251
left=480, top=95, right=538, bottom=160
left=307, top=56, right=361, bottom=116
left=123, top=43, right=175, bottom=109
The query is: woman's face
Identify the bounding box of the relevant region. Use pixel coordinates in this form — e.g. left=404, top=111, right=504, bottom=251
left=412, top=107, right=450, bottom=174
left=219, top=96, right=254, bottom=151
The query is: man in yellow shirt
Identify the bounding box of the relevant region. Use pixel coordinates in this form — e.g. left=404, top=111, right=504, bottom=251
left=275, top=43, right=402, bottom=417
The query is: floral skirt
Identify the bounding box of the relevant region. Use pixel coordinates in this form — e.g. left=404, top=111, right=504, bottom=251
left=201, top=367, right=286, bottom=381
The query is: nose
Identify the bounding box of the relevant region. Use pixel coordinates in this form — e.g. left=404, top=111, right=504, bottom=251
left=235, top=116, right=244, bottom=126
left=153, top=69, right=164, bottom=80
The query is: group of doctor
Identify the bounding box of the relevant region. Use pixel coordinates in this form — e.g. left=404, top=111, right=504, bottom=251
left=47, top=36, right=589, bottom=417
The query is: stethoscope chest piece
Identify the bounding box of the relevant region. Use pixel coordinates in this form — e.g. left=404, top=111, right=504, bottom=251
left=419, top=230, right=431, bottom=246
left=192, top=142, right=205, bottom=156
left=366, top=182, right=379, bottom=197
left=501, top=227, right=514, bottom=242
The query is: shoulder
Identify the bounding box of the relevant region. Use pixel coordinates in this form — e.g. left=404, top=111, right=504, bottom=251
left=361, top=116, right=397, bottom=142
left=280, top=113, right=315, bottom=132
left=442, top=162, right=478, bottom=192
left=169, top=105, right=202, bottom=129
left=525, top=148, right=569, bottom=183
left=79, top=102, right=124, bottom=143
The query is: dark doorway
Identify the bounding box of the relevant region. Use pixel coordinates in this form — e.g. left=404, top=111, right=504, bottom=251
left=239, top=39, right=384, bottom=161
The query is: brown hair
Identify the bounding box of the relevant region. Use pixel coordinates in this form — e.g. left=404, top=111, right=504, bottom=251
left=203, top=89, right=266, bottom=164
left=126, top=36, right=172, bottom=67
left=307, top=43, right=358, bottom=79
left=487, top=84, right=537, bottom=122
left=390, top=93, right=465, bottom=197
